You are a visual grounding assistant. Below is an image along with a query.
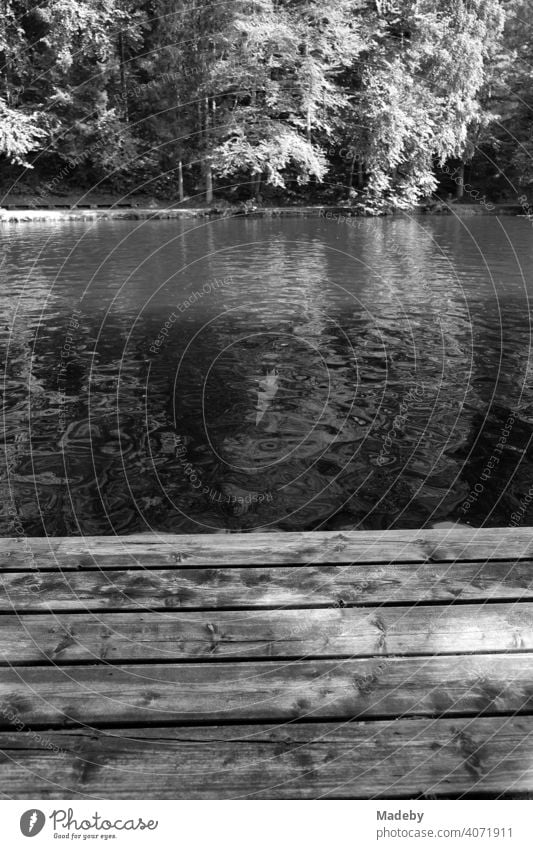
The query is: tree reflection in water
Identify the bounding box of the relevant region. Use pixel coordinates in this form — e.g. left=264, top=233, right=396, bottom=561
left=1, top=216, right=532, bottom=534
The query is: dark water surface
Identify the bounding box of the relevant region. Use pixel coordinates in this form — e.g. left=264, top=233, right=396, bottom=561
left=2, top=214, right=533, bottom=535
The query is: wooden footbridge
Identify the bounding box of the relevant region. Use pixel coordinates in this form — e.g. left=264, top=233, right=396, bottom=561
left=0, top=527, right=532, bottom=799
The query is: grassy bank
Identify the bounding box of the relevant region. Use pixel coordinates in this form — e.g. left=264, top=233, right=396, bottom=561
left=0, top=202, right=526, bottom=224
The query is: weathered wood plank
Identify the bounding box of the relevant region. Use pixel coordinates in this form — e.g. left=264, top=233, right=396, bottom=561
left=2, top=560, right=533, bottom=610
left=1, top=604, right=532, bottom=663
left=0, top=717, right=531, bottom=798
left=0, top=654, right=531, bottom=725
left=2, top=527, right=533, bottom=570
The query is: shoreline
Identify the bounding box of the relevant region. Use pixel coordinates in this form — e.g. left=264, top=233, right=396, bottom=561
left=0, top=202, right=525, bottom=223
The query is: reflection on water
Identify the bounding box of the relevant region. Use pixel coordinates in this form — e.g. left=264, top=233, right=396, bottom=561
left=1, top=214, right=533, bottom=534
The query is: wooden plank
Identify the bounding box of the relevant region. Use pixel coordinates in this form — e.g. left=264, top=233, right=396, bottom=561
left=2, top=527, right=533, bottom=570
left=1, top=560, right=532, bottom=611
left=0, top=654, right=531, bottom=725
left=1, top=604, right=533, bottom=663
left=0, top=717, right=531, bottom=798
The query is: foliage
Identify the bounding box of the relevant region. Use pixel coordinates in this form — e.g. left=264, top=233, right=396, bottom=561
left=0, top=99, right=47, bottom=166
left=348, top=0, right=505, bottom=207
left=0, top=0, right=523, bottom=205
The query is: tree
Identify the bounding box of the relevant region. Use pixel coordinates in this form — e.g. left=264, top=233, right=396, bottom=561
left=0, top=0, right=509, bottom=206
left=487, top=0, right=533, bottom=191
left=0, top=98, right=46, bottom=166
left=209, top=0, right=366, bottom=196
left=347, top=0, right=505, bottom=208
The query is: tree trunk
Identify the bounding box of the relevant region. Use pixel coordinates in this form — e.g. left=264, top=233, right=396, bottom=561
left=254, top=172, right=261, bottom=199
left=357, top=160, right=364, bottom=189
left=456, top=161, right=465, bottom=199
left=205, top=159, right=213, bottom=204
left=304, top=40, right=312, bottom=145
left=178, top=160, right=184, bottom=203
left=118, top=32, right=128, bottom=120
left=348, top=155, right=357, bottom=195
left=203, top=96, right=214, bottom=203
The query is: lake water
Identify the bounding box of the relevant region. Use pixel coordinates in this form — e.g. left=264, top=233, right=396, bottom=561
left=1, top=213, right=533, bottom=535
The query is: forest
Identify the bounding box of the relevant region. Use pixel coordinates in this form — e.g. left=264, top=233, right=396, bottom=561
left=0, top=0, right=532, bottom=210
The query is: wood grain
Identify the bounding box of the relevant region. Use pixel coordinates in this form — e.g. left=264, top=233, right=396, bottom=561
left=0, top=716, right=531, bottom=798
left=1, top=528, right=532, bottom=799
left=2, top=559, right=532, bottom=611
left=1, top=603, right=532, bottom=662
left=0, top=654, right=532, bottom=725
left=2, top=527, right=533, bottom=570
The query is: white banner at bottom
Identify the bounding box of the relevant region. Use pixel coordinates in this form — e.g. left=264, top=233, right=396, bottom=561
left=0, top=799, right=530, bottom=848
